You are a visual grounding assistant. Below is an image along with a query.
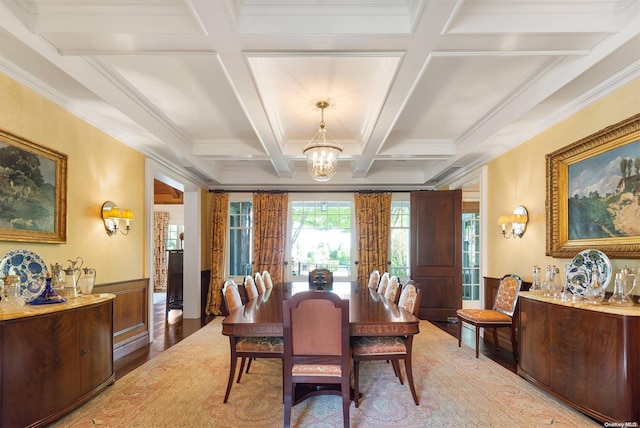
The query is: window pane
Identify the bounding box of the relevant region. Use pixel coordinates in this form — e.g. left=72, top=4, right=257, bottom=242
left=390, top=200, right=410, bottom=277
left=290, top=200, right=351, bottom=278
left=229, top=201, right=253, bottom=276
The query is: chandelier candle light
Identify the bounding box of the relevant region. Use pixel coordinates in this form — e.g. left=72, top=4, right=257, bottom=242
left=303, top=101, right=343, bottom=182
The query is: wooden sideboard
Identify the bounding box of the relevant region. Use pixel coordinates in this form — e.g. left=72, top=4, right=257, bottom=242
left=518, top=293, right=640, bottom=423
left=0, top=295, right=115, bottom=428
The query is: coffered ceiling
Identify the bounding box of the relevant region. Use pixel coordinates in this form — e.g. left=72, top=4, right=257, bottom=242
left=1, top=0, right=639, bottom=190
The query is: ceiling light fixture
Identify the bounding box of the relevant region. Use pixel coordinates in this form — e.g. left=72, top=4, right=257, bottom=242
left=303, top=101, right=343, bottom=182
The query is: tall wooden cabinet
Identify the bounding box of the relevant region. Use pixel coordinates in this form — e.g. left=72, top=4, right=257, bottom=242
left=166, top=249, right=184, bottom=312
left=518, top=293, right=640, bottom=423
left=0, top=296, right=115, bottom=428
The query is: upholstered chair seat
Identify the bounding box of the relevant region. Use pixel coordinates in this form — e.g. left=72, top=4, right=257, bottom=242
left=455, top=309, right=512, bottom=324
left=352, top=336, right=406, bottom=355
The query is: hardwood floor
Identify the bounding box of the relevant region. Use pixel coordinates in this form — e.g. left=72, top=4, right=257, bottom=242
left=114, top=294, right=517, bottom=379
left=114, top=293, right=213, bottom=380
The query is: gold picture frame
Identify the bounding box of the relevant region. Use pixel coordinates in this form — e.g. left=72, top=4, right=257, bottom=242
left=546, top=113, right=640, bottom=258
left=0, top=129, right=67, bottom=243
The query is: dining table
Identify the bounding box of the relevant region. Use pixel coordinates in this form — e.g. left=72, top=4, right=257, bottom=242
left=221, top=281, right=421, bottom=404
left=222, top=281, right=421, bottom=338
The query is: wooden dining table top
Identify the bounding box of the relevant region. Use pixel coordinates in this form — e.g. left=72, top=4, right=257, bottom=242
left=222, top=282, right=420, bottom=338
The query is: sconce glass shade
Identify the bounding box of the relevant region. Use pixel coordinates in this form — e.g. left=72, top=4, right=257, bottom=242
left=303, top=101, right=343, bottom=182
left=102, top=201, right=133, bottom=236
left=498, top=206, right=528, bottom=238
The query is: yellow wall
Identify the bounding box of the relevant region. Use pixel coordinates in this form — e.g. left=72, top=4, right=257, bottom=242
left=0, top=74, right=146, bottom=283
left=487, top=78, right=640, bottom=286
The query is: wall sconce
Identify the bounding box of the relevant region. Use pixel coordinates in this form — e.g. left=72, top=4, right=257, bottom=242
left=102, top=201, right=133, bottom=236
left=498, top=206, right=528, bottom=239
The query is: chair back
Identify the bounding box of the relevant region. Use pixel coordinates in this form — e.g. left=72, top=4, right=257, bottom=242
left=367, top=270, right=380, bottom=289
left=385, top=275, right=401, bottom=302
left=309, top=268, right=333, bottom=289
left=262, top=270, right=273, bottom=289
left=492, top=274, right=522, bottom=317
left=377, top=272, right=390, bottom=294
left=222, top=279, right=243, bottom=313
left=244, top=275, right=259, bottom=299
left=254, top=272, right=266, bottom=294
left=282, top=290, right=349, bottom=367
left=398, top=280, right=422, bottom=317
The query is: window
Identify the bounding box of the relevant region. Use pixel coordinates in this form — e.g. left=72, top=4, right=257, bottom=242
left=229, top=200, right=253, bottom=277
left=390, top=199, right=410, bottom=278
left=462, top=211, right=480, bottom=300
left=289, top=199, right=352, bottom=279
left=166, top=224, right=184, bottom=250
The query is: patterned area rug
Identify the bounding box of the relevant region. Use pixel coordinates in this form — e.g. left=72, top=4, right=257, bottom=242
left=52, top=318, right=598, bottom=427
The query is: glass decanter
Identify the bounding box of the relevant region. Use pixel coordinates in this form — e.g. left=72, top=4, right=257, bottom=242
left=584, top=266, right=605, bottom=304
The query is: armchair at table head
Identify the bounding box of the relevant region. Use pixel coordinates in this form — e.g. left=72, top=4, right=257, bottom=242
left=377, top=272, right=390, bottom=295
left=308, top=268, right=333, bottom=290
left=456, top=274, right=522, bottom=360
left=367, top=270, right=381, bottom=290
left=282, top=290, right=350, bottom=428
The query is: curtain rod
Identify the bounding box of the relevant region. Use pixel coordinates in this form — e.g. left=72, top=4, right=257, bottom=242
left=209, top=189, right=432, bottom=194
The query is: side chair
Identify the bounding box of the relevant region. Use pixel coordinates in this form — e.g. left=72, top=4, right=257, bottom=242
left=244, top=274, right=259, bottom=300
left=222, top=279, right=283, bottom=403
left=384, top=275, right=401, bottom=303
left=352, top=281, right=422, bottom=407
left=282, top=290, right=351, bottom=428
left=456, top=274, right=522, bottom=360
left=254, top=271, right=266, bottom=294
left=262, top=270, right=273, bottom=289
left=367, top=270, right=380, bottom=290
left=376, top=272, right=390, bottom=295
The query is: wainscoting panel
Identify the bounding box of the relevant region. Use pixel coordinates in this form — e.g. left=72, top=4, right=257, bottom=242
left=94, top=278, right=150, bottom=360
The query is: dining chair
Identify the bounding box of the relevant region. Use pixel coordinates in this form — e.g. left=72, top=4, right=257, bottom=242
left=376, top=272, right=390, bottom=295
left=244, top=275, right=259, bottom=300
left=222, top=279, right=283, bottom=403
left=367, top=270, right=380, bottom=290
left=352, top=281, right=422, bottom=407
left=262, top=270, right=273, bottom=289
left=384, top=275, right=401, bottom=303
left=456, top=274, right=522, bottom=360
left=282, top=290, right=350, bottom=428
left=308, top=268, right=333, bottom=290
left=254, top=271, right=266, bottom=294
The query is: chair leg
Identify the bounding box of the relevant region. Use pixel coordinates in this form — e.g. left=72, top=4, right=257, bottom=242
left=223, top=354, right=238, bottom=403
left=457, top=317, right=462, bottom=348
left=283, top=378, right=293, bottom=428
left=474, top=325, right=480, bottom=358
left=353, top=360, right=360, bottom=408
left=392, top=360, right=404, bottom=385
left=246, top=357, right=253, bottom=373
left=510, top=324, right=519, bottom=361
left=492, top=328, right=500, bottom=351
left=341, top=377, right=350, bottom=427
left=404, top=355, right=419, bottom=405
left=237, top=357, right=247, bottom=383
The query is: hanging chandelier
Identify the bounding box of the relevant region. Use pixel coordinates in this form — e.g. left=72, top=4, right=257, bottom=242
left=303, top=101, right=343, bottom=182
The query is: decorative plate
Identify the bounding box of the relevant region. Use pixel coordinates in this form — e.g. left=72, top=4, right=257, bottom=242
left=0, top=249, right=49, bottom=302
left=566, top=249, right=612, bottom=295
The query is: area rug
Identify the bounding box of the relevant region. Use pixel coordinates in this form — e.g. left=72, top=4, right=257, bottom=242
left=51, top=318, right=599, bottom=427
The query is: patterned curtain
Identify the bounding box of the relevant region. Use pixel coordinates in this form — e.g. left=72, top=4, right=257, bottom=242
left=205, top=192, right=229, bottom=316
left=354, top=192, right=392, bottom=286
left=253, top=191, right=288, bottom=286
left=153, top=212, right=170, bottom=291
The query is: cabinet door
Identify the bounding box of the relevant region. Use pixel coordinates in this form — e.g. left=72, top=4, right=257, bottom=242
left=1, top=310, right=80, bottom=427
left=518, top=297, right=550, bottom=385
left=78, top=300, right=114, bottom=396
left=549, top=305, right=619, bottom=419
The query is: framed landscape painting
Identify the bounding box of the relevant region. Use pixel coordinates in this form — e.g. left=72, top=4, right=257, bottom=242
left=0, top=129, right=67, bottom=243
left=546, top=113, right=640, bottom=258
